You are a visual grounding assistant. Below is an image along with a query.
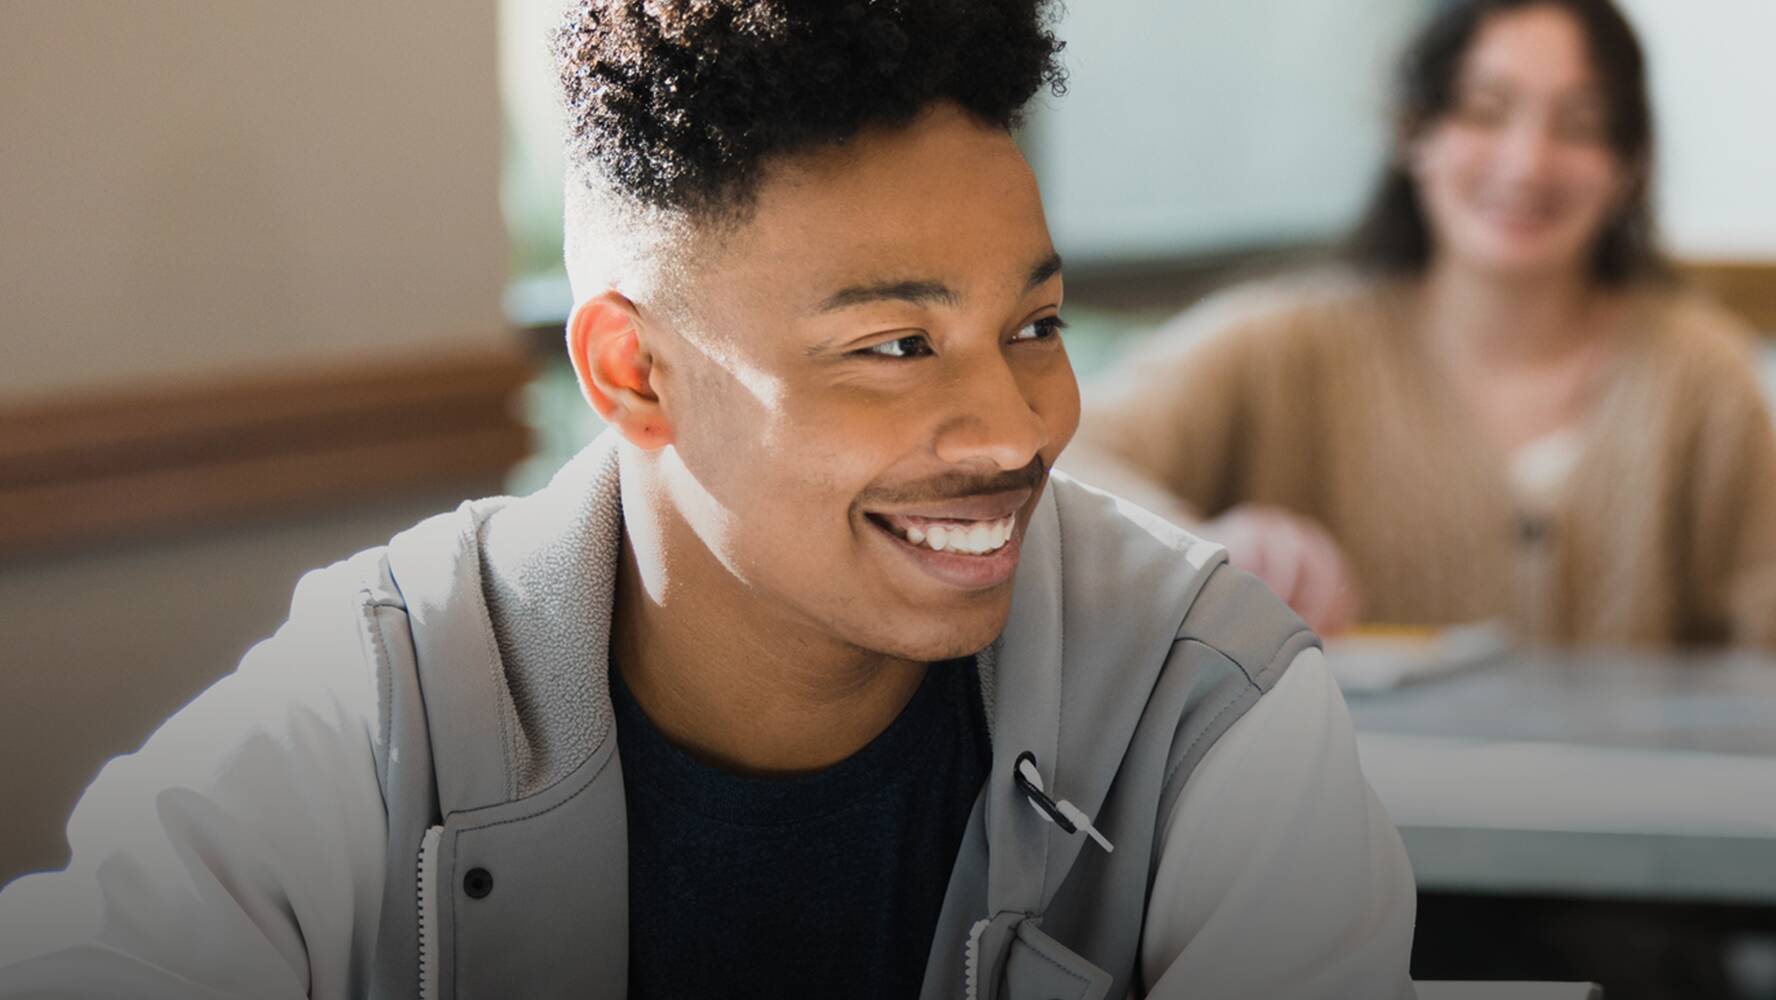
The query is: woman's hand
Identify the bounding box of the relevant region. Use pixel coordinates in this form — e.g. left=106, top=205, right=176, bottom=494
left=1201, top=504, right=1363, bottom=637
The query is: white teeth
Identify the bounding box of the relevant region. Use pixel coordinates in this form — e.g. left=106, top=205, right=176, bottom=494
left=893, top=514, right=1016, bottom=555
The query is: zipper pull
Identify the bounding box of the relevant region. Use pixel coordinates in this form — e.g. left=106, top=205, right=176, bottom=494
left=1013, top=751, right=1114, bottom=853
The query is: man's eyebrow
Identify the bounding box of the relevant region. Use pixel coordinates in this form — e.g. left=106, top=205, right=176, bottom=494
left=812, top=252, right=1062, bottom=315
left=814, top=279, right=960, bottom=314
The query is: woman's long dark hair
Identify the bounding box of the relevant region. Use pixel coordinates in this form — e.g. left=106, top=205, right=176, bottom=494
left=1347, top=0, right=1665, bottom=286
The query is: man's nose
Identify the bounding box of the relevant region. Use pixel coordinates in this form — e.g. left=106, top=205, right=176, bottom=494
left=932, top=356, right=1049, bottom=473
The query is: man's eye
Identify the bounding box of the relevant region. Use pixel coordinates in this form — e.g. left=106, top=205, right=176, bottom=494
left=860, top=335, right=934, bottom=359
left=1012, top=316, right=1068, bottom=343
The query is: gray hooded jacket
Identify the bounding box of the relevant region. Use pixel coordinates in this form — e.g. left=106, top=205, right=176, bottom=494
left=0, top=432, right=1416, bottom=999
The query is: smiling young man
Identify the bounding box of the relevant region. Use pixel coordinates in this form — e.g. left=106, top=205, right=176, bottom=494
left=0, top=2, right=1415, bottom=998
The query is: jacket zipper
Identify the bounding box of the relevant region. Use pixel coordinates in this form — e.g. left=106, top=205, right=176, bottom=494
left=964, top=917, right=990, bottom=1000
left=417, top=825, right=443, bottom=1000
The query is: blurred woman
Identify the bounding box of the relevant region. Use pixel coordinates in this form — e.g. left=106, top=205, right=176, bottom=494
left=1070, top=0, right=1776, bottom=646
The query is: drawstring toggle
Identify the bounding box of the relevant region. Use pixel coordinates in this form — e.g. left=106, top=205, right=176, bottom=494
left=1013, top=751, right=1114, bottom=854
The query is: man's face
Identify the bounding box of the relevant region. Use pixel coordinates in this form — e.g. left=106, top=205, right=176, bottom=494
left=643, top=103, right=1078, bottom=663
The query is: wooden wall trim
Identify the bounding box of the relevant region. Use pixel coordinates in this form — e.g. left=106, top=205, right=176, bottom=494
left=3, top=263, right=1760, bottom=558
left=1681, top=260, right=1776, bottom=335
left=1063, top=250, right=1776, bottom=336
left=0, top=347, right=536, bottom=558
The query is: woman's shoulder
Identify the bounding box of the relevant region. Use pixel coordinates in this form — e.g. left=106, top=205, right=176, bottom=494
left=1639, top=283, right=1765, bottom=379
left=1630, top=285, right=1776, bottom=431
left=1153, top=267, right=1398, bottom=358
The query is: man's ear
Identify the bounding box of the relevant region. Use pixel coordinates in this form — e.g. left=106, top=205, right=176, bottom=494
left=566, top=291, right=672, bottom=451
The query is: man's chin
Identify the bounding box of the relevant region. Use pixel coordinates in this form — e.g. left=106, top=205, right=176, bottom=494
left=854, top=599, right=1013, bottom=664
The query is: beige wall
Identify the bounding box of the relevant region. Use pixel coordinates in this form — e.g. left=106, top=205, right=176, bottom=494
left=0, top=3, right=515, bottom=882
left=1614, top=0, right=1776, bottom=258
left=0, top=0, right=509, bottom=398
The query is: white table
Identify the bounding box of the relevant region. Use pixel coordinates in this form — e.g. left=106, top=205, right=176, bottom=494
left=1347, top=650, right=1776, bottom=904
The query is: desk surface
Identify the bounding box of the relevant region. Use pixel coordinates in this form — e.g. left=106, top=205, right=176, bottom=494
left=1347, top=649, right=1776, bottom=756
left=1414, top=984, right=1600, bottom=1000
left=1346, top=649, right=1776, bottom=904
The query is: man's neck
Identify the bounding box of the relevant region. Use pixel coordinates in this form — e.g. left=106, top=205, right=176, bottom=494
left=610, top=482, right=929, bottom=778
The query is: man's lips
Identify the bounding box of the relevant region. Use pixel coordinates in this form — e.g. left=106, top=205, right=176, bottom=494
left=864, top=488, right=1032, bottom=526
left=860, top=487, right=1035, bottom=588
left=866, top=509, right=1026, bottom=589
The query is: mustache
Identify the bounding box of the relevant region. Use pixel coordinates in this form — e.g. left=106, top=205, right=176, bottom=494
left=858, top=456, right=1047, bottom=508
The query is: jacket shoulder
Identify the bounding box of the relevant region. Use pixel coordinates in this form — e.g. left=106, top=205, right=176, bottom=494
left=261, top=503, right=490, bottom=788
left=280, top=500, right=482, bottom=624
left=1046, top=470, right=1225, bottom=575
left=1047, top=471, right=1312, bottom=684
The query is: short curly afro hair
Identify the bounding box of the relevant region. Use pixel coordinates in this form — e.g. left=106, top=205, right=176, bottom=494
left=552, top=0, right=1067, bottom=218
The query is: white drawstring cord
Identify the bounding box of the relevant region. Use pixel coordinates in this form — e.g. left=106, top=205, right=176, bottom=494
left=1013, top=752, right=1114, bottom=854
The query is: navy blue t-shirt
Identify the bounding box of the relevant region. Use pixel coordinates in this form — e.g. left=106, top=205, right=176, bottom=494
left=611, top=658, right=990, bottom=999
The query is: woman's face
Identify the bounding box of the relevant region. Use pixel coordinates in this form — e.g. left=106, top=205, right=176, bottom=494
left=1408, top=5, right=1633, bottom=281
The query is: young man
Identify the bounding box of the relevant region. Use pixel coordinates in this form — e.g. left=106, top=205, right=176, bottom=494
left=0, top=2, right=1416, bottom=997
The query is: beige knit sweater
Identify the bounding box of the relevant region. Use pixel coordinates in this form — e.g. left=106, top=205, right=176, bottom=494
left=1072, top=272, right=1776, bottom=648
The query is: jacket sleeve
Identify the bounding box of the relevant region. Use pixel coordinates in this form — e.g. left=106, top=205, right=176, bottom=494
left=0, top=563, right=390, bottom=1000
left=1139, top=648, right=1418, bottom=1000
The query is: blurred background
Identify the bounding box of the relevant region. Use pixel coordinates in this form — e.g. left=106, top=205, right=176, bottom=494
left=3, top=1, right=1773, bottom=995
